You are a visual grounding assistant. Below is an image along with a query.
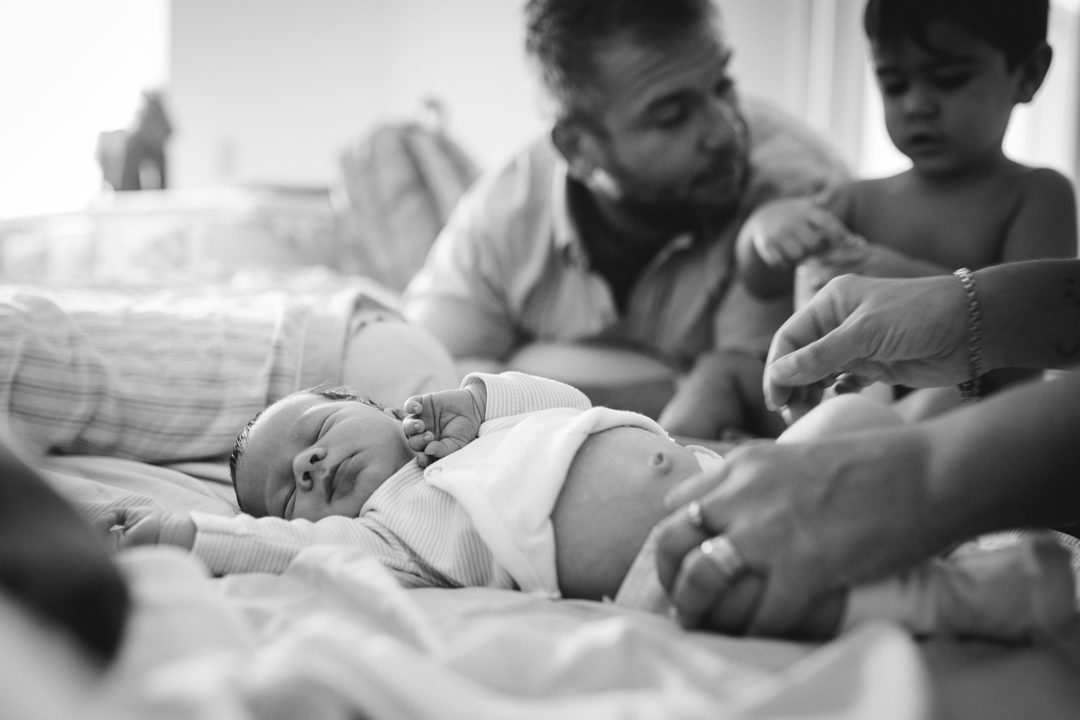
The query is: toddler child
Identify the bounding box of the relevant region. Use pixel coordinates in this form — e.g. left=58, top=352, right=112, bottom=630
left=737, top=0, right=1077, bottom=412
left=108, top=373, right=1074, bottom=641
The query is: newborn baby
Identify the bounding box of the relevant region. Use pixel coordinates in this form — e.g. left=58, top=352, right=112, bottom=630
left=113, top=372, right=725, bottom=602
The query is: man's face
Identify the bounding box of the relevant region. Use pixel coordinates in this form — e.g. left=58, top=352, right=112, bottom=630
left=585, top=21, right=749, bottom=224
left=873, top=19, right=1026, bottom=177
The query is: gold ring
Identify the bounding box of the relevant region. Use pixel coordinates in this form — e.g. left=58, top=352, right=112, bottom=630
left=699, top=535, right=745, bottom=580
left=687, top=500, right=708, bottom=533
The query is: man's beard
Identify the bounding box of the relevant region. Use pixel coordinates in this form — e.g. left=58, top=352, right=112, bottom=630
left=605, top=151, right=750, bottom=235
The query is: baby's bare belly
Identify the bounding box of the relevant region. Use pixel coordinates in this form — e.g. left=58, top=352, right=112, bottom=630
left=552, top=426, right=702, bottom=601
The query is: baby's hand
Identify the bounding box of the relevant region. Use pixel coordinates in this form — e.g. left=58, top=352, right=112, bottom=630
left=403, top=386, right=485, bottom=467
left=745, top=198, right=857, bottom=269
left=104, top=507, right=196, bottom=551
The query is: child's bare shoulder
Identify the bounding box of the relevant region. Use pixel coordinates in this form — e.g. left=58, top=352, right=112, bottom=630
left=1013, top=165, right=1075, bottom=202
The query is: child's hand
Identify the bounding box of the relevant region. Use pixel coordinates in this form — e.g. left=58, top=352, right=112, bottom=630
left=402, top=386, right=485, bottom=467
left=105, top=507, right=196, bottom=551
left=744, top=198, right=857, bottom=269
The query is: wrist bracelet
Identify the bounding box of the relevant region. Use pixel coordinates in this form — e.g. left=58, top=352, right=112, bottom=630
left=953, top=268, right=983, bottom=404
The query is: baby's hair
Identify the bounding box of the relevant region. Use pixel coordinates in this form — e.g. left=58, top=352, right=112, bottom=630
left=864, top=0, right=1049, bottom=69
left=228, top=385, right=390, bottom=512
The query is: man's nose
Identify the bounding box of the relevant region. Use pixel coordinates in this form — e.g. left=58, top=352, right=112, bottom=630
left=701, top=99, right=740, bottom=152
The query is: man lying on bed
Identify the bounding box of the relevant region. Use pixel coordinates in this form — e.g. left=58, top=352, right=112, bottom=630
left=105, top=372, right=1075, bottom=642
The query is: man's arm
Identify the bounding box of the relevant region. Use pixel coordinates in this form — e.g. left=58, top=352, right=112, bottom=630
left=402, top=199, right=519, bottom=361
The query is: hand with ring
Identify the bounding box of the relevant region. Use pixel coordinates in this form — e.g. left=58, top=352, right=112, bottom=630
left=654, top=423, right=947, bottom=638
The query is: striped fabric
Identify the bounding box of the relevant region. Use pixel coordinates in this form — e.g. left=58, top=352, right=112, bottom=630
left=190, top=372, right=593, bottom=589
left=0, top=287, right=353, bottom=463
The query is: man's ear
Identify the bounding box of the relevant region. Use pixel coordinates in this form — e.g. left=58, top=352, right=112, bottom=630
left=1014, top=42, right=1052, bottom=104
left=551, top=118, right=605, bottom=181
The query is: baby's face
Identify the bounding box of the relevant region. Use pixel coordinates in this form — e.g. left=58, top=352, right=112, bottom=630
left=872, top=18, right=1026, bottom=177
left=236, top=393, right=414, bottom=520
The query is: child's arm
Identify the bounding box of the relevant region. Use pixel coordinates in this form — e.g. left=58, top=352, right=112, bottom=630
left=403, top=372, right=594, bottom=465
left=737, top=197, right=859, bottom=299
left=106, top=507, right=196, bottom=551
left=403, top=383, right=488, bottom=467
left=1002, top=168, right=1078, bottom=262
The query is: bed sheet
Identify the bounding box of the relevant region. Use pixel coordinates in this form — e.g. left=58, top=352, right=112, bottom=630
left=33, top=455, right=1080, bottom=720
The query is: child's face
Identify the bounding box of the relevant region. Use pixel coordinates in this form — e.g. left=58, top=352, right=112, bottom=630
left=872, top=18, right=1031, bottom=177
left=235, top=393, right=414, bottom=521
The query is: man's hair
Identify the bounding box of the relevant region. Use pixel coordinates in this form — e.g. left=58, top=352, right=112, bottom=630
left=863, top=0, right=1049, bottom=69
left=524, top=0, right=718, bottom=119
left=228, top=385, right=388, bottom=512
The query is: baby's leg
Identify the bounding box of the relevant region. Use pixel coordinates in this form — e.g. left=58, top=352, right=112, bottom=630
left=777, top=392, right=904, bottom=444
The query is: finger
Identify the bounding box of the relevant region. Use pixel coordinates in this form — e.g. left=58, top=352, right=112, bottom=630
left=702, top=572, right=765, bottom=635
left=670, top=546, right=737, bottom=629
left=422, top=439, right=452, bottom=459
left=663, top=468, right=728, bottom=510
left=655, top=508, right=714, bottom=592
left=746, top=569, right=815, bottom=638
left=406, top=430, right=434, bottom=453
left=403, top=397, right=424, bottom=416
left=805, top=208, right=850, bottom=246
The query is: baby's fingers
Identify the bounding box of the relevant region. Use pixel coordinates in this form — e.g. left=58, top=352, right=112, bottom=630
left=403, top=396, right=425, bottom=417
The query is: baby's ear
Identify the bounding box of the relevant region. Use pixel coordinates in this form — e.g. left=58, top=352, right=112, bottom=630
left=384, top=406, right=406, bottom=421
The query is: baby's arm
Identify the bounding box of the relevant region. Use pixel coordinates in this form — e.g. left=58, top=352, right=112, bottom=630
left=403, top=372, right=593, bottom=466
left=106, top=507, right=196, bottom=551
left=1002, top=168, right=1078, bottom=262
left=737, top=196, right=860, bottom=299
left=403, top=384, right=488, bottom=467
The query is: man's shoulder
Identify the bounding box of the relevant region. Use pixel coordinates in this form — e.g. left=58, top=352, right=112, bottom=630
left=461, top=134, right=562, bottom=242
left=741, top=97, right=850, bottom=201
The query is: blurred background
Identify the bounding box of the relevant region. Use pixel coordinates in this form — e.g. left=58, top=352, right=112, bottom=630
left=0, top=0, right=1077, bottom=222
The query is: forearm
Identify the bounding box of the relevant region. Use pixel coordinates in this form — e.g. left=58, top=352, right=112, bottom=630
left=924, top=372, right=1080, bottom=544
left=977, top=260, right=1080, bottom=371
left=464, top=371, right=592, bottom=421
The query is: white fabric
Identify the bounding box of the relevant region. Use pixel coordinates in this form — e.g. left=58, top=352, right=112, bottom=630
left=428, top=405, right=667, bottom=595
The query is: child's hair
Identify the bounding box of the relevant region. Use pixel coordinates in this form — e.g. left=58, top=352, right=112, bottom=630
left=228, top=385, right=390, bottom=513
left=863, top=0, right=1049, bottom=69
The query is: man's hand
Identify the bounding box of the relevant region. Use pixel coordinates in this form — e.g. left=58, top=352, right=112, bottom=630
left=764, top=274, right=970, bottom=413
left=104, top=507, right=196, bottom=551
left=403, top=384, right=486, bottom=467
left=654, top=427, right=944, bottom=636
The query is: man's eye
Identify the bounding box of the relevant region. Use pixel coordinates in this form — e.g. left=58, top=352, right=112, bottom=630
left=653, top=104, right=688, bottom=129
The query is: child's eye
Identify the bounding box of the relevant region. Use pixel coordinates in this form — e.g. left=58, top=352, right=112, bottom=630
left=931, top=73, right=972, bottom=91
left=878, top=78, right=909, bottom=97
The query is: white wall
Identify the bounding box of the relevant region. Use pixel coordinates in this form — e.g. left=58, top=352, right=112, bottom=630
left=170, top=0, right=547, bottom=188
left=0, top=0, right=169, bottom=219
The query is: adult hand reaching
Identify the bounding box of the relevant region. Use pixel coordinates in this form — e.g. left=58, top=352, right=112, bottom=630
left=764, top=273, right=971, bottom=413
